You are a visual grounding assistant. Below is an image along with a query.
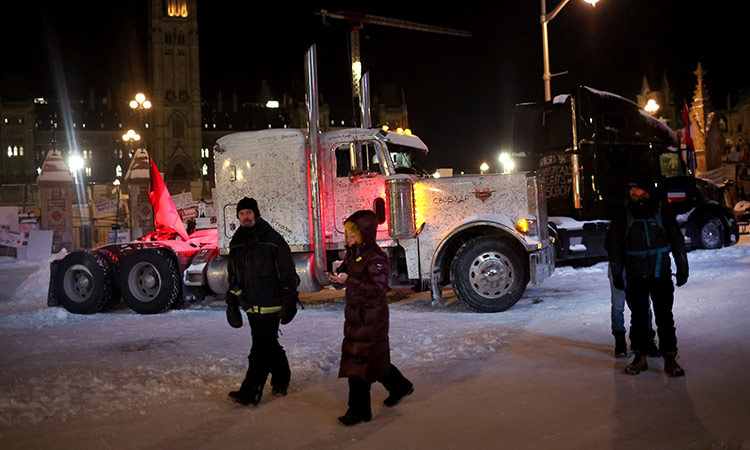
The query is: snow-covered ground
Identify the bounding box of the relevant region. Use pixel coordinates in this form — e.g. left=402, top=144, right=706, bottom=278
left=1, top=244, right=750, bottom=450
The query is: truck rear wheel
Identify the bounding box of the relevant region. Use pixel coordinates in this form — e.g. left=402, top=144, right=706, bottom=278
left=55, top=250, right=117, bottom=314
left=697, top=216, right=725, bottom=249
left=119, top=249, right=181, bottom=314
left=450, top=236, right=526, bottom=313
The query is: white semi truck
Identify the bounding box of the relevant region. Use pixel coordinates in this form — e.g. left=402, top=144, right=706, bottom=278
left=204, top=47, right=555, bottom=313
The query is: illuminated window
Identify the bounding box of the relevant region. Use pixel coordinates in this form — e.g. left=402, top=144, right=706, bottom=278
left=119, top=149, right=123, bottom=158
left=166, top=0, right=188, bottom=17
left=202, top=164, right=208, bottom=176
left=6, top=146, right=11, bottom=157
left=13, top=146, right=18, bottom=156
left=19, top=146, right=24, bottom=156
left=116, top=165, right=123, bottom=177
left=85, top=167, right=92, bottom=177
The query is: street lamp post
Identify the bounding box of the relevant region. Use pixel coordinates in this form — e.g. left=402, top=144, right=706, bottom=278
left=129, top=93, right=151, bottom=150
left=540, top=0, right=599, bottom=101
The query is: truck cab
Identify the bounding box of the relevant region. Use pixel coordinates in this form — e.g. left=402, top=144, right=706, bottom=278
left=513, top=86, right=739, bottom=262
left=212, top=126, right=555, bottom=313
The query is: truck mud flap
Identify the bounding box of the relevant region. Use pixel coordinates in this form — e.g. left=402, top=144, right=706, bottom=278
left=529, top=244, right=555, bottom=286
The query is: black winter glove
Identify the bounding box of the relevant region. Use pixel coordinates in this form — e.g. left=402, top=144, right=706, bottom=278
left=675, top=272, right=688, bottom=287
left=280, top=304, right=297, bottom=325
left=226, top=291, right=243, bottom=329
left=611, top=264, right=625, bottom=291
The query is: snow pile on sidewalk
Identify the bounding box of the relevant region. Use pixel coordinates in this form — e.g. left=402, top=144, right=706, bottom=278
left=0, top=251, right=65, bottom=317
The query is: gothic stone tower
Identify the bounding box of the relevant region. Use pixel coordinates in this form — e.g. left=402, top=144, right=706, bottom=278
left=148, top=0, right=201, bottom=189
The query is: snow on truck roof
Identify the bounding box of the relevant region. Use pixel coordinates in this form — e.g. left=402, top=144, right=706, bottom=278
left=553, top=87, right=677, bottom=143
left=217, top=128, right=429, bottom=152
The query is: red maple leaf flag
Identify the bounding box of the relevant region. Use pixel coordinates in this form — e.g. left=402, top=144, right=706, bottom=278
left=148, top=158, right=189, bottom=241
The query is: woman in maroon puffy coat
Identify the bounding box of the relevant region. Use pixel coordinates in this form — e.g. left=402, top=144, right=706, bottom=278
left=327, top=210, right=414, bottom=426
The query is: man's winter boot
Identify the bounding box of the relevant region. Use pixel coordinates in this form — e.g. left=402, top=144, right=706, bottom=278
left=337, top=409, right=372, bottom=426
left=613, top=332, right=627, bottom=358
left=624, top=352, right=648, bottom=375
left=646, top=330, right=660, bottom=357
left=272, top=384, right=288, bottom=397
left=663, top=353, right=685, bottom=377
left=228, top=386, right=262, bottom=406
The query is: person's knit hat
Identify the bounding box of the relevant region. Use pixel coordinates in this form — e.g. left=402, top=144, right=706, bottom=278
left=628, top=173, right=657, bottom=194
left=236, top=197, right=260, bottom=218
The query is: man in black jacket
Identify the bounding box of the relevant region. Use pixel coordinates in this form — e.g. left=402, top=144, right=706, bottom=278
left=606, top=176, right=688, bottom=377
left=226, top=197, right=298, bottom=405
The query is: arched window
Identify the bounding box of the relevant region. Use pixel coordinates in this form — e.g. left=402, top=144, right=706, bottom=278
left=116, top=165, right=123, bottom=177
left=171, top=115, right=185, bottom=138
left=19, top=146, right=24, bottom=156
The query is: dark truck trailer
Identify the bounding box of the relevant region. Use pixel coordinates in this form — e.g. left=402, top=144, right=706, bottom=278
left=513, top=86, right=739, bottom=262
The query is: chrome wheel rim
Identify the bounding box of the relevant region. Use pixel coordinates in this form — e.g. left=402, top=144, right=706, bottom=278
left=63, top=264, right=94, bottom=303
left=128, top=262, right=162, bottom=302
left=701, top=219, right=722, bottom=248
left=468, top=251, right=514, bottom=299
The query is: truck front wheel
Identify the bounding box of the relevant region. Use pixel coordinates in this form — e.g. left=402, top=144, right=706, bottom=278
left=697, top=216, right=725, bottom=249
left=119, top=249, right=181, bottom=314
left=450, top=236, right=527, bottom=313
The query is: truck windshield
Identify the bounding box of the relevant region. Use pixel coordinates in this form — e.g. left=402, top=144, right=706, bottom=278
left=388, top=145, right=427, bottom=175
left=659, top=152, right=685, bottom=178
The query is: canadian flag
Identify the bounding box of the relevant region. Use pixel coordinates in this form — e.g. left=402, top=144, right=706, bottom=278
left=148, top=158, right=189, bottom=241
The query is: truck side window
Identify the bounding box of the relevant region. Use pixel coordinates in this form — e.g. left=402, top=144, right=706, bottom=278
left=335, top=147, right=352, bottom=178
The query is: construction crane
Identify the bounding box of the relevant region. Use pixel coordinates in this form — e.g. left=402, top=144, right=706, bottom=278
left=316, top=10, right=472, bottom=126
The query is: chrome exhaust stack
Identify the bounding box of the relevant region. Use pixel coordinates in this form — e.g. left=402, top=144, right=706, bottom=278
left=360, top=72, right=372, bottom=129
left=305, top=45, right=328, bottom=286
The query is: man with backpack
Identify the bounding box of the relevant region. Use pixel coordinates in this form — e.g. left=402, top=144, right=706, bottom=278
left=606, top=175, right=689, bottom=377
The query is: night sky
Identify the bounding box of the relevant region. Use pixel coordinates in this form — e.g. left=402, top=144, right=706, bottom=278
left=2, top=1, right=747, bottom=173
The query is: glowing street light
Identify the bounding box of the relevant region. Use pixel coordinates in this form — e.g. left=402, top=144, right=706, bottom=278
left=122, top=129, right=141, bottom=143
left=644, top=98, right=660, bottom=115
left=480, top=162, right=490, bottom=174
left=432, top=170, right=441, bottom=179
left=130, top=92, right=152, bottom=110
left=68, top=154, right=84, bottom=172
left=499, top=152, right=515, bottom=173
left=541, top=0, right=600, bottom=101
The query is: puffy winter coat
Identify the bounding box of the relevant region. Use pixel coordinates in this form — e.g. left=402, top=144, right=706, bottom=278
left=338, top=210, right=391, bottom=382
left=607, top=195, right=688, bottom=280
left=228, top=218, right=298, bottom=314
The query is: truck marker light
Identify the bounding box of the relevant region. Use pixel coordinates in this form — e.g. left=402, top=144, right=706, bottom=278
left=516, top=218, right=530, bottom=233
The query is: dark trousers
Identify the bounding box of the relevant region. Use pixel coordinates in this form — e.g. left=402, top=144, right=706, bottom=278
left=347, top=364, right=412, bottom=417
left=239, top=314, right=290, bottom=393
left=625, top=276, right=677, bottom=355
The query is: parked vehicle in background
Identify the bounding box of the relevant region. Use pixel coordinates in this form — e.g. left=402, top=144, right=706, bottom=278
left=513, top=86, right=739, bottom=263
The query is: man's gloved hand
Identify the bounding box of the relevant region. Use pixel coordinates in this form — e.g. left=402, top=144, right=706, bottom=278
left=280, top=304, right=297, bottom=325
left=226, top=290, right=243, bottom=328
left=611, top=264, right=625, bottom=291
left=675, top=272, right=688, bottom=287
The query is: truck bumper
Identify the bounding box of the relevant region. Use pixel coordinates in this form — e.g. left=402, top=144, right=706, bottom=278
left=529, top=242, right=555, bottom=286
